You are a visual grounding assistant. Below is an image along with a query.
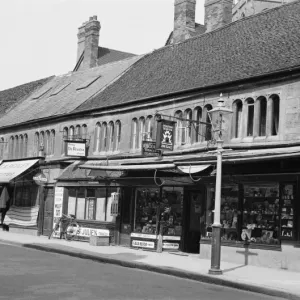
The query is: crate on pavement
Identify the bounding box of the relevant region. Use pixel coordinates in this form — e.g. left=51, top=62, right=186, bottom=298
left=89, top=235, right=111, bottom=246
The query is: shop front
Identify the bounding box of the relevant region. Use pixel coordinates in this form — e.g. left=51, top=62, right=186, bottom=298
left=55, top=161, right=121, bottom=242
left=0, top=159, right=66, bottom=236
left=198, top=170, right=300, bottom=271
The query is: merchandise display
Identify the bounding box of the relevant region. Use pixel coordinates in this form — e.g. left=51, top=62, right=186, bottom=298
left=133, top=187, right=183, bottom=237
left=280, top=184, right=294, bottom=238
left=134, top=188, right=159, bottom=234
left=160, top=187, right=183, bottom=236
left=242, top=183, right=280, bottom=244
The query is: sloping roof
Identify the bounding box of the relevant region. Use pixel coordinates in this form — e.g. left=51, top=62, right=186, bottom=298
left=0, top=76, right=53, bottom=117
left=0, top=55, right=142, bottom=128
left=75, top=1, right=300, bottom=113
left=165, top=23, right=206, bottom=45
left=97, top=47, right=136, bottom=66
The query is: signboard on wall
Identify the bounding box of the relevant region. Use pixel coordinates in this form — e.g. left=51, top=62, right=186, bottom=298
left=156, top=119, right=176, bottom=151
left=33, top=172, right=48, bottom=185
left=52, top=187, right=64, bottom=238
left=142, top=141, right=160, bottom=156
left=132, top=240, right=155, bottom=249
left=65, top=140, right=87, bottom=157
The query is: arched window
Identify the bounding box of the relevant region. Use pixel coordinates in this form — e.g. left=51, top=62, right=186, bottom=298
left=40, top=131, right=45, bottom=154
left=131, top=118, right=138, bottom=150
left=232, top=100, right=243, bottom=138
left=269, top=94, right=280, bottom=136
left=183, top=109, right=192, bottom=144
left=69, top=126, right=74, bottom=140
left=45, top=130, right=50, bottom=155
left=14, top=135, right=19, bottom=159
left=19, top=135, right=24, bottom=158
left=50, top=130, right=55, bottom=155
left=108, top=121, right=114, bottom=151
left=258, top=96, right=267, bottom=136
left=94, top=123, right=101, bottom=152
left=9, top=136, right=14, bottom=159
left=193, top=107, right=202, bottom=143
left=101, top=122, right=107, bottom=152
left=115, top=121, right=121, bottom=151
left=145, top=116, right=154, bottom=141
left=62, top=127, right=68, bottom=154
left=246, top=98, right=254, bottom=137
left=175, top=110, right=183, bottom=145
left=34, top=132, right=39, bottom=156
left=138, top=117, right=145, bottom=149
left=23, top=134, right=28, bottom=158
left=203, top=105, right=212, bottom=141
left=82, top=124, right=87, bottom=140
left=75, top=125, right=81, bottom=140
left=0, top=138, right=4, bottom=159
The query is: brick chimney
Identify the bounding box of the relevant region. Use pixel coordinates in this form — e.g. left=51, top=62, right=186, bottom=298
left=76, top=16, right=101, bottom=69
left=173, top=0, right=196, bottom=43
left=205, top=0, right=233, bottom=32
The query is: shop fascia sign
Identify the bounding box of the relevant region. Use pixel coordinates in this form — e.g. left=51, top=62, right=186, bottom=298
left=65, top=140, right=87, bottom=157
left=155, top=119, right=176, bottom=151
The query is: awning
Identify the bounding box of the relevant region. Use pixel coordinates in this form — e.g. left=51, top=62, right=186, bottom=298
left=0, top=159, right=39, bottom=183
left=177, top=164, right=211, bottom=174
left=79, top=163, right=176, bottom=171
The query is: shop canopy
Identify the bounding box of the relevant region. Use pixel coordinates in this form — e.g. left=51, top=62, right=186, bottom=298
left=79, top=163, right=176, bottom=171
left=0, top=159, right=39, bottom=183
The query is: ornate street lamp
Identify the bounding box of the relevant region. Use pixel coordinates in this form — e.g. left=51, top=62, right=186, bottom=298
left=207, top=93, right=233, bottom=275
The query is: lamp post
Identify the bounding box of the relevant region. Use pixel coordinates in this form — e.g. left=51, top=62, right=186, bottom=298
left=207, top=93, right=233, bottom=275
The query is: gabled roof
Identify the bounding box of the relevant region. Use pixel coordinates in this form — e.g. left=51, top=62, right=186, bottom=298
left=0, top=55, right=142, bottom=128
left=75, top=1, right=300, bottom=113
left=97, top=47, right=136, bottom=66
left=74, top=46, right=136, bottom=71
left=0, top=76, right=54, bottom=117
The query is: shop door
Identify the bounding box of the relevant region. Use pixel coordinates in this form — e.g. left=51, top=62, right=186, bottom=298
left=43, top=187, right=54, bottom=236
left=119, top=187, right=133, bottom=246
left=185, top=190, right=205, bottom=253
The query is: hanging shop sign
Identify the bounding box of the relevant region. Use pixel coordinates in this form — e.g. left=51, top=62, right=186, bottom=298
left=33, top=172, right=48, bottom=185
left=65, top=140, right=87, bottom=157
left=156, top=119, right=176, bottom=151
left=142, top=141, right=160, bottom=156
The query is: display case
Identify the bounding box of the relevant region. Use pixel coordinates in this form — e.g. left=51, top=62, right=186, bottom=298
left=242, top=183, right=280, bottom=245
left=280, top=184, right=295, bottom=239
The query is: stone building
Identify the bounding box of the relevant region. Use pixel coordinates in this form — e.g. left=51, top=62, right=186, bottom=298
left=0, top=0, right=300, bottom=271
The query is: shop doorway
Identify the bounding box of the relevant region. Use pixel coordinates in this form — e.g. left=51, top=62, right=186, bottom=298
left=184, top=190, right=205, bottom=253
left=43, top=187, right=54, bottom=236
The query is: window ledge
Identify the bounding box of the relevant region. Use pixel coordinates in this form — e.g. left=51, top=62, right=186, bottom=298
left=230, top=137, right=243, bottom=143
left=242, top=137, right=254, bottom=143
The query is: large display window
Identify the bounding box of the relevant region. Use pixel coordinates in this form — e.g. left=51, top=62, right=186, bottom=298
left=203, top=181, right=295, bottom=247
left=67, top=187, right=117, bottom=222
left=131, top=186, right=183, bottom=251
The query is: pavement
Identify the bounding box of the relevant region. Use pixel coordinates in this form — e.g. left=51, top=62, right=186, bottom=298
left=0, top=231, right=299, bottom=300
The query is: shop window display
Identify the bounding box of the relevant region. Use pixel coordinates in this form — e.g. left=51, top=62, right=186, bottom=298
left=280, top=184, right=294, bottom=239
left=133, top=187, right=183, bottom=236
left=242, top=183, right=280, bottom=245
left=205, top=184, right=240, bottom=241
left=160, top=187, right=183, bottom=236
left=134, top=188, right=159, bottom=234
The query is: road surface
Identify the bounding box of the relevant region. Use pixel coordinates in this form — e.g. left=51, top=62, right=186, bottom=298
left=0, top=243, right=284, bottom=300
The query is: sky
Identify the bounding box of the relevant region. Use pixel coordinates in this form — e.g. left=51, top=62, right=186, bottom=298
left=0, top=0, right=205, bottom=91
